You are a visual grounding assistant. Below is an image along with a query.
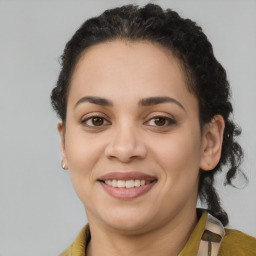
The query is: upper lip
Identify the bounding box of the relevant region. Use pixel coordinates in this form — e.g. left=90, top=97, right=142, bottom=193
left=98, top=172, right=157, bottom=181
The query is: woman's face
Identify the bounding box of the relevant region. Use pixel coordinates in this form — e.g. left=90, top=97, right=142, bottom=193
left=59, top=40, right=209, bottom=234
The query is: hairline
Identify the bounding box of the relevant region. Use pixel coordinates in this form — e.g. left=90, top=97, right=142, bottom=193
left=64, top=37, right=199, bottom=121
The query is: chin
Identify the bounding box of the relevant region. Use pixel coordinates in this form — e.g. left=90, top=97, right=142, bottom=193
left=96, top=206, right=156, bottom=234
left=107, top=219, right=152, bottom=235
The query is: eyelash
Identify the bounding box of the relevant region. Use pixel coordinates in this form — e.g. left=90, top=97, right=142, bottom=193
left=81, top=114, right=111, bottom=128
left=80, top=114, right=176, bottom=129
left=145, top=116, right=176, bottom=127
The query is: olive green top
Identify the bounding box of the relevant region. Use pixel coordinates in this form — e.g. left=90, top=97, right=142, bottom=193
left=59, top=211, right=256, bottom=256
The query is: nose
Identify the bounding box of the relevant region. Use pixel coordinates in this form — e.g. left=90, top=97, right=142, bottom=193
left=105, top=123, right=147, bottom=163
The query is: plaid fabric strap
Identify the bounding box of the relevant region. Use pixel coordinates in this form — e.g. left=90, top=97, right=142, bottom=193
left=197, top=212, right=225, bottom=256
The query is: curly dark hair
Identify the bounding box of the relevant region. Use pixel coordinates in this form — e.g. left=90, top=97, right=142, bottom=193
left=51, top=4, right=245, bottom=226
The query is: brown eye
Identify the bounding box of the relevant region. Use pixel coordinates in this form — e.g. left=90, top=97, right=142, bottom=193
left=146, top=116, right=176, bottom=127
left=81, top=115, right=110, bottom=127
left=154, top=117, right=166, bottom=126
left=92, top=117, right=104, bottom=126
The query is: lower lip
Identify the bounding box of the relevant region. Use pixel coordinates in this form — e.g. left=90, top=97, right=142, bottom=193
left=100, top=181, right=157, bottom=200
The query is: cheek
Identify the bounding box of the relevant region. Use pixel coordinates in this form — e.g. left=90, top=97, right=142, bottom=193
left=150, top=128, right=202, bottom=188
left=65, top=126, right=102, bottom=171
left=154, top=131, right=201, bottom=165
left=64, top=127, right=106, bottom=197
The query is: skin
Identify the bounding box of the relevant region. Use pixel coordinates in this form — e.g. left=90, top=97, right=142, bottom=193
left=58, top=40, right=225, bottom=256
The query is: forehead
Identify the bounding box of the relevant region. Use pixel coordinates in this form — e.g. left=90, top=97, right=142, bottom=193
left=73, top=40, right=185, bottom=86
left=68, top=39, right=197, bottom=110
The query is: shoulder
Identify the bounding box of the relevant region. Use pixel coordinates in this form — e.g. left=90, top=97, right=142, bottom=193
left=58, top=241, right=75, bottom=256
left=59, top=246, right=71, bottom=256
left=58, top=225, right=89, bottom=256
left=218, top=228, right=256, bottom=256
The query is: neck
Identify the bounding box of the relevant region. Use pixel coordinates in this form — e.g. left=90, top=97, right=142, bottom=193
left=86, top=208, right=197, bottom=256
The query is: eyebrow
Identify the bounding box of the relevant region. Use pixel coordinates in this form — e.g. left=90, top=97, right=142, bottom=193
left=138, top=96, right=185, bottom=111
left=74, top=96, right=113, bottom=108
left=74, top=96, right=185, bottom=112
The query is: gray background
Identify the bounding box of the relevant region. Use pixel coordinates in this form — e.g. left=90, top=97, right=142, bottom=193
left=0, top=0, right=255, bottom=255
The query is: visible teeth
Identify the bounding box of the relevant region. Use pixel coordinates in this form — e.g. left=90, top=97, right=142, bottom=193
left=134, top=180, right=140, bottom=187
left=117, top=180, right=126, bottom=188
left=125, top=180, right=135, bottom=188
left=104, top=179, right=149, bottom=188
left=112, top=179, right=117, bottom=187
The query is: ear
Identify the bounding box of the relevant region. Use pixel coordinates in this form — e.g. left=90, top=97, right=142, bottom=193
left=57, top=121, right=68, bottom=170
left=200, top=115, right=225, bottom=171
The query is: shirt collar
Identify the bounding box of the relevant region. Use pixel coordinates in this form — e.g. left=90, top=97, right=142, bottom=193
left=63, top=209, right=225, bottom=256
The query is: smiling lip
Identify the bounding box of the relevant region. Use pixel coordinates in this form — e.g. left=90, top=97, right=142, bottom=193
left=98, top=172, right=157, bottom=200
left=98, top=172, right=156, bottom=181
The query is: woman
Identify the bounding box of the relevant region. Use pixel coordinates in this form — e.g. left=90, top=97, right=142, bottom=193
left=51, top=4, right=256, bottom=256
